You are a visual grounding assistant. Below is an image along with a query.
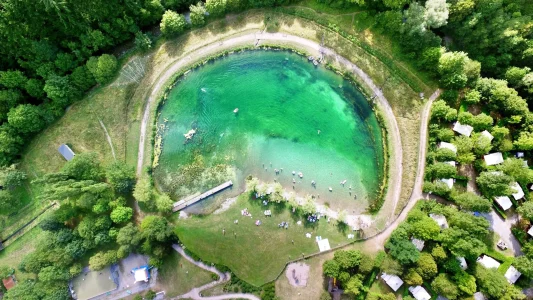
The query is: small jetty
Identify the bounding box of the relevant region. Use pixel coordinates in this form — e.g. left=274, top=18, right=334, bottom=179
left=172, top=181, right=233, bottom=212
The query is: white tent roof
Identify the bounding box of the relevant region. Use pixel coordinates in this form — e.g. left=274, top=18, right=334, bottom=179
left=481, top=130, right=494, bottom=141
left=494, top=196, right=513, bottom=211
left=133, top=268, right=149, bottom=283
left=317, top=239, right=331, bottom=252
left=511, top=182, right=524, bottom=200
left=484, top=152, right=504, bottom=166
left=409, top=286, right=431, bottom=300
left=528, top=226, right=533, bottom=237
left=439, top=142, right=457, bottom=153
left=429, top=214, right=449, bottom=229
left=473, top=292, right=486, bottom=300
left=411, top=238, right=425, bottom=251
left=457, top=257, right=467, bottom=270
left=504, top=266, right=521, bottom=284
left=445, top=161, right=456, bottom=166
left=477, top=255, right=501, bottom=269
left=453, top=122, right=474, bottom=136
left=439, top=178, right=454, bottom=189
left=381, top=273, right=403, bottom=292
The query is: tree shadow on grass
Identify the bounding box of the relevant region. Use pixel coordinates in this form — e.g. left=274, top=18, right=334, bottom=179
left=336, top=222, right=348, bottom=234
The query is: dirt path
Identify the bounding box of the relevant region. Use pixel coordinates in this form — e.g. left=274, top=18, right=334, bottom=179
left=362, top=89, right=440, bottom=251
left=98, top=119, right=117, bottom=161
left=171, top=244, right=260, bottom=300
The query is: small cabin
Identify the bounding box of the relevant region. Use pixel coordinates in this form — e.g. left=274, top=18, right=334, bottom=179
left=58, top=144, right=75, bottom=161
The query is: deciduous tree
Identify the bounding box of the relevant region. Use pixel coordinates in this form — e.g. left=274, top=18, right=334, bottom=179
left=86, top=54, right=117, bottom=85
left=190, top=2, right=207, bottom=27
left=385, top=238, right=420, bottom=265
left=323, top=260, right=340, bottom=278
left=160, top=10, right=187, bottom=36
left=432, top=273, right=459, bottom=300
left=205, top=0, right=226, bottom=16
left=416, top=253, right=438, bottom=280
left=453, top=192, right=491, bottom=212
left=110, top=206, right=133, bottom=224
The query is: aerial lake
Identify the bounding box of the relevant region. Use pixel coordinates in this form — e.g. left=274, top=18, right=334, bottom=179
left=154, top=50, right=385, bottom=213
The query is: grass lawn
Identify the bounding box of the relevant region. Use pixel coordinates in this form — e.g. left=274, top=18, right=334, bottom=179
left=21, top=83, right=137, bottom=178
left=155, top=250, right=214, bottom=297
left=176, top=192, right=351, bottom=286
left=0, top=226, right=41, bottom=281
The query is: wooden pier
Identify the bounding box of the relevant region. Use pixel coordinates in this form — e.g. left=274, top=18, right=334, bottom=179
left=172, top=181, right=233, bottom=212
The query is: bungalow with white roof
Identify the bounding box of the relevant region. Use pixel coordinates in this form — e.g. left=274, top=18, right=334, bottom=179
left=380, top=273, right=403, bottom=292
left=408, top=286, right=431, bottom=300
left=473, top=292, right=486, bottom=300
left=439, top=178, right=454, bottom=189
left=429, top=214, right=449, bottom=229
left=453, top=122, right=474, bottom=137
left=481, top=130, right=494, bottom=141
left=528, top=226, right=533, bottom=237
left=504, top=266, right=521, bottom=284
left=411, top=238, right=425, bottom=251
left=494, top=196, right=513, bottom=211
left=445, top=161, right=456, bottom=166
left=439, top=142, right=457, bottom=153
left=484, top=152, right=504, bottom=166
left=457, top=257, right=467, bottom=270
left=510, top=182, right=524, bottom=200
left=477, top=255, right=501, bottom=269
left=58, top=144, right=75, bottom=161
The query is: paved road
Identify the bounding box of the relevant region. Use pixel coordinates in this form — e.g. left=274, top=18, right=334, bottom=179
left=171, top=244, right=260, bottom=300
left=481, top=211, right=523, bottom=256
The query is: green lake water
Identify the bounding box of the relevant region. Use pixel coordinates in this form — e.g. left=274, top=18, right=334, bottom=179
left=154, top=50, right=384, bottom=213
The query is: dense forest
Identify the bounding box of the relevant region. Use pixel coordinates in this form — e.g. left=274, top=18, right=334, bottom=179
left=0, top=0, right=298, bottom=167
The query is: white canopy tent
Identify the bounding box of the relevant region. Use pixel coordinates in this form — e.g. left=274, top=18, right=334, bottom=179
left=408, top=286, right=431, bottom=300
left=494, top=196, right=513, bottom=211
left=457, top=257, right=467, bottom=270
left=511, top=182, right=524, bottom=200
left=317, top=239, right=331, bottom=252
left=411, top=238, right=425, bottom=251
left=484, top=152, right=504, bottom=166
left=380, top=273, right=403, bottom=292
left=504, top=266, right=521, bottom=284
left=453, top=122, right=474, bottom=136
left=429, top=214, right=449, bottom=229
left=439, top=178, right=454, bottom=189
left=481, top=130, right=494, bottom=141
left=439, top=142, right=457, bottom=153
left=477, top=255, right=501, bottom=269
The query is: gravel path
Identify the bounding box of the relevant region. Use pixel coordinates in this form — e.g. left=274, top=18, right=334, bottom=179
left=171, top=244, right=260, bottom=300
left=361, top=89, right=440, bottom=250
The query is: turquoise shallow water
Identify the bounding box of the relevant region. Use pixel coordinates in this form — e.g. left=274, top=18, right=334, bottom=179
left=154, top=50, right=384, bottom=213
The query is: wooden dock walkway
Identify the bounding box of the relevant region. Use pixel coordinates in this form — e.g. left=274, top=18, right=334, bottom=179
left=172, top=181, right=233, bottom=212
